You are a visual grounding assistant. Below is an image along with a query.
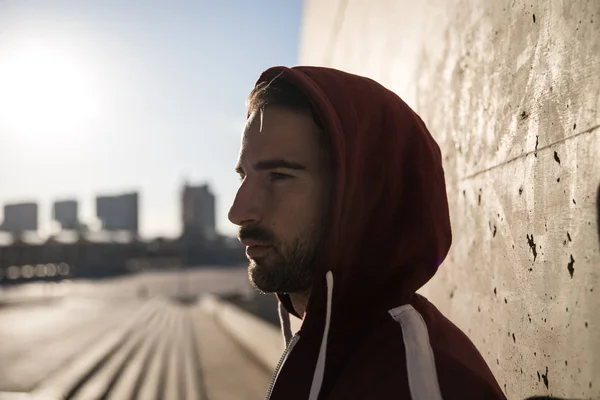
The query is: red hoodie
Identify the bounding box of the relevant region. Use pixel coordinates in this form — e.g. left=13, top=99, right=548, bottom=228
left=255, top=66, right=507, bottom=400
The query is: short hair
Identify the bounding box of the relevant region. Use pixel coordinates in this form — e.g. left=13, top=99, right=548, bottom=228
left=246, top=76, right=325, bottom=131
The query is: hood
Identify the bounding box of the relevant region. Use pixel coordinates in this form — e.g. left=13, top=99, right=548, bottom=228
left=255, top=66, right=452, bottom=399
left=256, top=66, right=452, bottom=318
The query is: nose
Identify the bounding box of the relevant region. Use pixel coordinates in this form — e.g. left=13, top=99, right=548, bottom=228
left=228, top=179, right=262, bottom=227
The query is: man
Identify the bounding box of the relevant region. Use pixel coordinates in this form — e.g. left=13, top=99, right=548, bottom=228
left=229, top=66, right=506, bottom=400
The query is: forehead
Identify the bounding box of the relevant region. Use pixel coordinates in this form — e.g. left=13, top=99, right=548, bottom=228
left=239, top=107, right=325, bottom=168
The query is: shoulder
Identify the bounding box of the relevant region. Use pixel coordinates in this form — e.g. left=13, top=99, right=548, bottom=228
left=328, top=305, right=506, bottom=399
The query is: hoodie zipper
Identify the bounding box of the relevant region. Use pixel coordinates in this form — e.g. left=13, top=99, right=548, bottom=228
left=265, top=334, right=300, bottom=400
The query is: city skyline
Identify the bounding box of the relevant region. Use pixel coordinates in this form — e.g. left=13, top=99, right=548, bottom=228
left=0, top=1, right=303, bottom=238
left=0, top=180, right=218, bottom=239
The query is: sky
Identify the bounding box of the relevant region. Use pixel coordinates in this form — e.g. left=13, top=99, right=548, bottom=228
left=0, top=0, right=304, bottom=238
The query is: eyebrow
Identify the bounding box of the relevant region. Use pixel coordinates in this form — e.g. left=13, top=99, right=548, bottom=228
left=235, top=159, right=306, bottom=174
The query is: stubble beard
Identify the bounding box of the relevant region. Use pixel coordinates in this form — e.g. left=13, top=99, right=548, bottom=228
left=248, top=234, right=319, bottom=294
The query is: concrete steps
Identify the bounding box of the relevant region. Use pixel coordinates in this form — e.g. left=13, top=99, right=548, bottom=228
left=0, top=302, right=140, bottom=393
left=0, top=295, right=272, bottom=400
left=25, top=299, right=208, bottom=400
left=106, top=308, right=169, bottom=400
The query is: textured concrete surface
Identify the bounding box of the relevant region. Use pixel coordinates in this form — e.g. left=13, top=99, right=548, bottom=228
left=192, top=303, right=271, bottom=400
left=201, top=294, right=285, bottom=371
left=299, top=1, right=600, bottom=399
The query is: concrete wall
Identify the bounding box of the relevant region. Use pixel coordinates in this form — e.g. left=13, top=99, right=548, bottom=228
left=299, top=1, right=600, bottom=399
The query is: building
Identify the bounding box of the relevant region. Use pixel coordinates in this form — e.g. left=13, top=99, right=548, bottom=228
left=0, top=203, right=38, bottom=234
left=96, top=192, right=139, bottom=234
left=53, top=200, right=79, bottom=230
left=181, top=183, right=216, bottom=240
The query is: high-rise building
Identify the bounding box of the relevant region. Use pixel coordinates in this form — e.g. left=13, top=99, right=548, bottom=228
left=53, top=200, right=79, bottom=230
left=96, top=192, right=139, bottom=234
left=181, top=183, right=216, bottom=239
left=0, top=203, right=38, bottom=233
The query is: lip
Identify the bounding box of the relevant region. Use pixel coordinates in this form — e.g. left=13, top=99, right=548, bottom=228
left=240, top=239, right=269, bottom=247
left=246, top=245, right=272, bottom=258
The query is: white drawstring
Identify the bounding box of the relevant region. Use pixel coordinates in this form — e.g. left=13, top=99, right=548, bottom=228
left=278, top=300, right=293, bottom=346
left=308, top=270, right=334, bottom=400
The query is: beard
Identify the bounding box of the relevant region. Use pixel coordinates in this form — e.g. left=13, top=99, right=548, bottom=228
left=239, top=225, right=321, bottom=294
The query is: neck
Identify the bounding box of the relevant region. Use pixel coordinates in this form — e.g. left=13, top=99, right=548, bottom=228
left=289, top=291, right=311, bottom=317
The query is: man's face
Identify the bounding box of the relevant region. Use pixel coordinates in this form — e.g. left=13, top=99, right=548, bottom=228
left=228, top=106, right=330, bottom=294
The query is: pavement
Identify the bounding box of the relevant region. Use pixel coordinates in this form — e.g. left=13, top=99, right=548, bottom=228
left=0, top=268, right=272, bottom=400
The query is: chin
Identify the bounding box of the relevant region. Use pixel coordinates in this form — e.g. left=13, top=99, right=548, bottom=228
left=248, top=261, right=283, bottom=293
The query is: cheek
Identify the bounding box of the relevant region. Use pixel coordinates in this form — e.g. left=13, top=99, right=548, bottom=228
left=270, top=189, right=323, bottom=238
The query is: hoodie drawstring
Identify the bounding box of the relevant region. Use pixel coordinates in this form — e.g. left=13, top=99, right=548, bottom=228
left=278, top=300, right=293, bottom=346
left=308, top=270, right=334, bottom=400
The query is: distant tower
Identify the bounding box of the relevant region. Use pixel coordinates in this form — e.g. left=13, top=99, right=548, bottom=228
left=0, top=202, right=38, bottom=239
left=181, top=183, right=216, bottom=240
left=96, top=192, right=139, bottom=236
left=52, top=200, right=79, bottom=231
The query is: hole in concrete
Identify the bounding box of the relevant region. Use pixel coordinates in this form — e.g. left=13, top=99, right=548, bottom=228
left=542, top=367, right=549, bottom=389
left=568, top=254, right=575, bottom=278
left=554, top=151, right=561, bottom=164
left=526, top=234, right=537, bottom=261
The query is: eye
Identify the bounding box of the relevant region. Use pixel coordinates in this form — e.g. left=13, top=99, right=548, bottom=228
left=268, top=172, right=292, bottom=181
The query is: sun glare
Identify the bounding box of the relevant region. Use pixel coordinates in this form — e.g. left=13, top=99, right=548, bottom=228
left=0, top=38, right=101, bottom=143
